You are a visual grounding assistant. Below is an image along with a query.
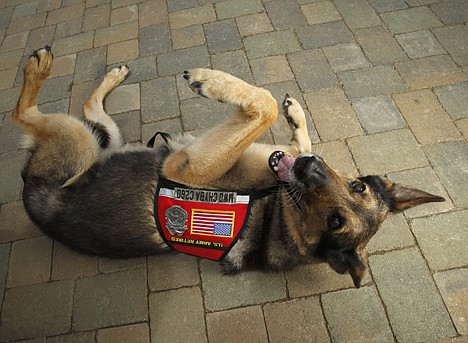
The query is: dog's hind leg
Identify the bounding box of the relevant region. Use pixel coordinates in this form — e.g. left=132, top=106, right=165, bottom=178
left=13, top=47, right=53, bottom=136
left=14, top=47, right=101, bottom=183
left=82, top=66, right=129, bottom=150
left=162, top=69, right=278, bottom=187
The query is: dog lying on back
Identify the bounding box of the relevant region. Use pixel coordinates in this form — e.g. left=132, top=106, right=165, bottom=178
left=14, top=47, right=444, bottom=287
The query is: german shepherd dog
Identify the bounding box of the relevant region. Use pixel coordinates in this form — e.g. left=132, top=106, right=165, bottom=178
left=14, top=47, right=444, bottom=288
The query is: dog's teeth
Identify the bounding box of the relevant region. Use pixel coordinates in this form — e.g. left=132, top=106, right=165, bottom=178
left=273, top=166, right=278, bottom=172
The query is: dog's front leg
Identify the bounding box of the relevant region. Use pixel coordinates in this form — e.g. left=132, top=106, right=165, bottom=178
left=281, top=95, right=312, bottom=154
left=163, top=69, right=278, bottom=187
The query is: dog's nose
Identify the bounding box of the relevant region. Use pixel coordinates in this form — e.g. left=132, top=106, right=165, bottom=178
left=293, top=155, right=327, bottom=186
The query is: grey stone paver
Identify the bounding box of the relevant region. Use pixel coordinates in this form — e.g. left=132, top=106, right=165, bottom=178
left=304, top=88, right=363, bottom=141
left=264, top=0, right=307, bottom=29
left=288, top=48, right=338, bottom=90
left=425, top=140, right=468, bottom=207
left=104, top=83, right=140, bottom=114
left=215, top=0, right=263, bottom=20
left=73, top=268, right=147, bottom=331
left=0, top=243, right=10, bottom=307
left=47, top=332, right=95, bottom=343
left=334, top=0, right=382, bottom=29
left=7, top=236, right=52, bottom=287
left=74, top=47, right=107, bottom=83
left=412, top=210, right=468, bottom=271
left=0, top=280, right=74, bottom=341
left=302, top=2, right=341, bottom=25
left=393, top=90, right=462, bottom=144
left=296, top=20, right=354, bottom=50
left=369, top=248, right=457, bottom=343
left=147, top=251, right=199, bottom=291
left=431, top=0, right=468, bottom=25
left=51, top=243, right=98, bottom=281
left=435, top=82, right=468, bottom=120
left=322, top=43, right=370, bottom=72
left=1, top=0, right=468, bottom=342
left=432, top=25, right=468, bottom=66
left=0, top=150, right=27, bottom=204
left=322, top=286, right=394, bottom=343
left=339, top=65, right=406, bottom=100
left=381, top=6, right=443, bottom=34
left=168, top=4, right=215, bottom=29
left=180, top=96, right=234, bottom=131
left=354, top=25, right=407, bottom=64
left=395, top=54, right=467, bottom=90
left=205, top=19, right=242, bottom=54
left=250, top=55, right=294, bottom=86
left=235, top=12, right=273, bottom=37
left=171, top=24, right=205, bottom=50
left=348, top=129, right=428, bottom=175
left=149, top=287, right=207, bottom=343
left=366, top=213, right=415, bottom=253
left=244, top=29, right=300, bottom=59
left=396, top=30, right=446, bottom=59
left=264, top=297, right=329, bottom=343
left=140, top=76, right=179, bottom=123
left=97, top=323, right=150, bottom=343
left=200, top=259, right=286, bottom=311
left=156, top=44, right=210, bottom=76
left=352, top=95, right=406, bottom=134
left=98, top=256, right=146, bottom=273
left=139, top=23, right=171, bottom=57
left=434, top=268, right=468, bottom=335
left=207, top=306, right=268, bottom=343
left=211, top=50, right=254, bottom=84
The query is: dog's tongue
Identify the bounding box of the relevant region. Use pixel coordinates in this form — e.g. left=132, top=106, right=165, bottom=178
left=278, top=156, right=296, bottom=182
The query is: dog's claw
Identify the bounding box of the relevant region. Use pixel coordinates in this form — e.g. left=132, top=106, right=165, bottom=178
left=191, top=81, right=202, bottom=89
left=45, top=45, right=51, bottom=52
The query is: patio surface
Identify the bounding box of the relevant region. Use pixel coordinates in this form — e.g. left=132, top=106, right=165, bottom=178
left=0, top=0, right=467, bottom=342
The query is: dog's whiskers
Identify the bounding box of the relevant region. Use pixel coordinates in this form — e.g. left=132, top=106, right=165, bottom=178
left=278, top=185, right=302, bottom=209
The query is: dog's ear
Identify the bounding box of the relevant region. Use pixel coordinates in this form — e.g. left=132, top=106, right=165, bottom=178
left=360, top=176, right=445, bottom=213
left=323, top=249, right=366, bottom=288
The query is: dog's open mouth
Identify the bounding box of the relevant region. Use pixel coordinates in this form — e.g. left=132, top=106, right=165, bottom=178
left=269, top=151, right=296, bottom=182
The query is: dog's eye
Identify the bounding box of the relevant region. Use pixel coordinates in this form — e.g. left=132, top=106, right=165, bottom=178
left=351, top=181, right=366, bottom=193
left=327, top=214, right=344, bottom=230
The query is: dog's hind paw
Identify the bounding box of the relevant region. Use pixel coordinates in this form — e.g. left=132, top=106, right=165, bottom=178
left=105, top=65, right=129, bottom=86
left=25, top=46, right=53, bottom=80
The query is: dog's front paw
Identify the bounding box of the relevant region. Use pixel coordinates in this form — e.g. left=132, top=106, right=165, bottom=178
left=25, top=46, right=53, bottom=80
left=282, top=94, right=306, bottom=130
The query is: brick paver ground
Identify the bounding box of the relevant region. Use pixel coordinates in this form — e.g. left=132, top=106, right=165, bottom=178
left=0, top=0, right=467, bottom=342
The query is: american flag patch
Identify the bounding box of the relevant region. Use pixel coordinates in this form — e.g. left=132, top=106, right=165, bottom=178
left=191, top=209, right=235, bottom=237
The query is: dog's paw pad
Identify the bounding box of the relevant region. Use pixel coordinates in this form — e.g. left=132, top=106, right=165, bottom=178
left=282, top=94, right=305, bottom=130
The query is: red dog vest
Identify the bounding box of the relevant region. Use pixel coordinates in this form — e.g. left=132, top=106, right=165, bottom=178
left=155, top=177, right=275, bottom=261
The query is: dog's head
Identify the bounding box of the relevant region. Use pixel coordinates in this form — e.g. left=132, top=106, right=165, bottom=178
left=269, top=151, right=445, bottom=288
